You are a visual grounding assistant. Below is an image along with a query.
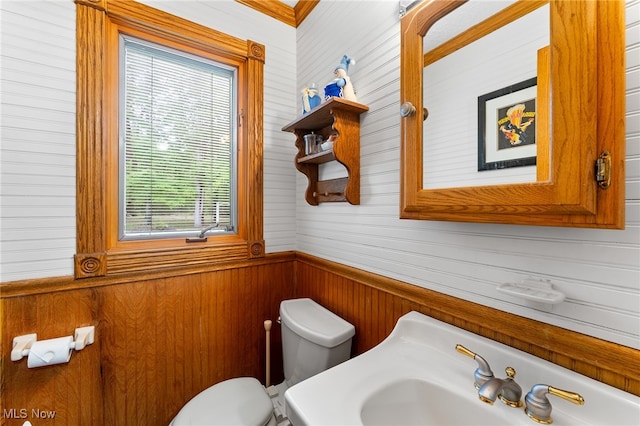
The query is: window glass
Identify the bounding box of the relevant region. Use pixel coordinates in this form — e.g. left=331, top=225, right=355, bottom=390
left=119, top=36, right=236, bottom=240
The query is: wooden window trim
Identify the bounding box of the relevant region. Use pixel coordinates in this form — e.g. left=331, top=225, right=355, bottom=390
left=74, top=0, right=265, bottom=278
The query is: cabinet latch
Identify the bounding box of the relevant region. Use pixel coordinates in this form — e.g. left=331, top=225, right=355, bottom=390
left=595, top=151, right=611, bottom=189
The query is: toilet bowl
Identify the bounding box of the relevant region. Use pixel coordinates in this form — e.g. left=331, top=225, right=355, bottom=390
left=170, top=298, right=355, bottom=426
left=170, top=377, right=277, bottom=426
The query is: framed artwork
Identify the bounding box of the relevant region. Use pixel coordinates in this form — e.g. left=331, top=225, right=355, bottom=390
left=478, top=77, right=537, bottom=171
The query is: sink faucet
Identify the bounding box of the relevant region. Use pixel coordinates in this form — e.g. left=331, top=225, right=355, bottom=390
left=525, top=384, right=585, bottom=424
left=478, top=367, right=523, bottom=407
left=455, top=344, right=494, bottom=389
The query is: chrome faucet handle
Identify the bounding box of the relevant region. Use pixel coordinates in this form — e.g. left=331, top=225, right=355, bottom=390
left=525, top=384, right=585, bottom=424
left=455, top=344, right=494, bottom=389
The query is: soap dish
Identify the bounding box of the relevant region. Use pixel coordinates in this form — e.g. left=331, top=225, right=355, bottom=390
left=497, top=279, right=565, bottom=304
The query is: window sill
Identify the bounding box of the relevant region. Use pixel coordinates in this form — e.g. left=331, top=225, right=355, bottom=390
left=75, top=238, right=264, bottom=278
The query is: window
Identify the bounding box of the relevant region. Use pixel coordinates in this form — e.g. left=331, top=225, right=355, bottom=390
left=74, top=0, right=265, bottom=278
left=120, top=36, right=236, bottom=240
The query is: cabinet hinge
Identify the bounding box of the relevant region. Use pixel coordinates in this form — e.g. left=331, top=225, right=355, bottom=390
left=595, top=151, right=611, bottom=189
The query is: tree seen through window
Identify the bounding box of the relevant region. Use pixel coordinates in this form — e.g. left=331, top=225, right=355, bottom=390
left=121, top=37, right=235, bottom=239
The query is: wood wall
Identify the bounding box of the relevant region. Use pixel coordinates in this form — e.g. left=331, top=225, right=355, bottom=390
left=1, top=251, right=638, bottom=425
left=0, top=253, right=294, bottom=426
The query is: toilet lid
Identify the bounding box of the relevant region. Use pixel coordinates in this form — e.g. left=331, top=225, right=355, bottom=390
left=280, top=298, right=355, bottom=347
left=171, top=377, right=273, bottom=426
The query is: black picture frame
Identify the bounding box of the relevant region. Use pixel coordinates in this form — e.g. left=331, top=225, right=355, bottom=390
left=478, top=77, right=537, bottom=171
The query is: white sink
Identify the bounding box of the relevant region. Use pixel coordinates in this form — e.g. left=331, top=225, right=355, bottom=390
left=284, top=311, right=640, bottom=426
left=360, top=378, right=513, bottom=425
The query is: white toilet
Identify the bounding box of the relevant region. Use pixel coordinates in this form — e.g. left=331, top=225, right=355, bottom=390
left=170, top=298, right=356, bottom=426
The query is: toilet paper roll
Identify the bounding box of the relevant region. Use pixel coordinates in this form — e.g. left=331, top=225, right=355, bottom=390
left=27, top=336, right=73, bottom=368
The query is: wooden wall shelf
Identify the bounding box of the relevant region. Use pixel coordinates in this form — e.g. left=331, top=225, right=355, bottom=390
left=297, top=149, right=336, bottom=165
left=282, top=97, right=368, bottom=205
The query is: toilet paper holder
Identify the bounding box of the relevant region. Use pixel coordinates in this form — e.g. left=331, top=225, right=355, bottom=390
left=11, top=326, right=95, bottom=362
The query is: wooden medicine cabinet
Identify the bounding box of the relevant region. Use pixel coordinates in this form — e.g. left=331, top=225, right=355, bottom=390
left=283, top=97, right=369, bottom=205
left=400, top=0, right=625, bottom=228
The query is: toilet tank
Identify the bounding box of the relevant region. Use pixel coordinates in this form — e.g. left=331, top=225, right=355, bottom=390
left=280, top=298, right=355, bottom=387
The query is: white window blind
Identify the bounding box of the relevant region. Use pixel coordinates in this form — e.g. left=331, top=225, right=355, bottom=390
left=119, top=36, right=236, bottom=240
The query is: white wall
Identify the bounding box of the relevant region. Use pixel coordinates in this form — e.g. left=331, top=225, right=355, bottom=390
left=1, top=0, right=77, bottom=279
left=295, top=0, right=640, bottom=349
left=1, top=0, right=638, bottom=350
left=0, top=0, right=298, bottom=281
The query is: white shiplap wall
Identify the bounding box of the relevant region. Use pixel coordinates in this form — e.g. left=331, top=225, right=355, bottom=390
left=295, top=0, right=640, bottom=349
left=0, top=0, right=298, bottom=282
left=0, top=1, right=77, bottom=279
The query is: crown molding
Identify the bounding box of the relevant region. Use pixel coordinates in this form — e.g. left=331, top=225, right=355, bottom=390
left=235, top=0, right=319, bottom=28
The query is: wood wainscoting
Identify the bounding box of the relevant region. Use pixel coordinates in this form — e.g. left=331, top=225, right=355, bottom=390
left=0, top=253, right=294, bottom=426
left=294, top=252, right=640, bottom=397
left=1, top=251, right=638, bottom=425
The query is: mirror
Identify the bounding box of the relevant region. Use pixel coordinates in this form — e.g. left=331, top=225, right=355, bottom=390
left=422, top=1, right=548, bottom=189
left=399, top=0, right=625, bottom=228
